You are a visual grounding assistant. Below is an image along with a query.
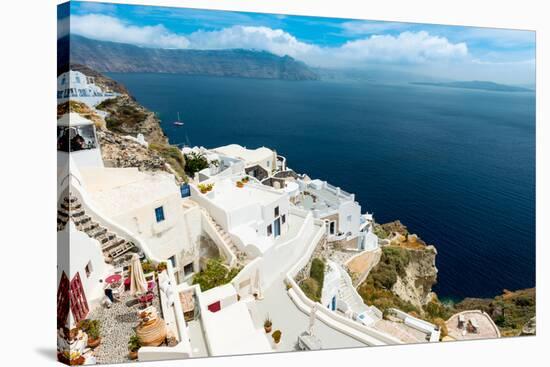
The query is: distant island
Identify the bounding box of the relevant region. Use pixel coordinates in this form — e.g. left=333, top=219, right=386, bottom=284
left=410, top=80, right=533, bottom=92
left=58, top=35, right=319, bottom=81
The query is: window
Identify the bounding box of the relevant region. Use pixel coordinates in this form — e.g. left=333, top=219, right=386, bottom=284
left=184, top=262, right=194, bottom=276
left=267, top=160, right=270, bottom=167
left=267, top=224, right=273, bottom=236
left=347, top=215, right=352, bottom=223
left=85, top=261, right=93, bottom=278
left=57, top=125, right=98, bottom=152
left=281, top=214, right=286, bottom=224
left=57, top=91, right=64, bottom=98
left=329, top=221, right=336, bottom=235
left=61, top=77, right=66, bottom=85
left=274, top=206, right=279, bottom=217
left=169, top=255, right=176, bottom=268
left=75, top=76, right=81, bottom=83
left=155, top=206, right=165, bottom=222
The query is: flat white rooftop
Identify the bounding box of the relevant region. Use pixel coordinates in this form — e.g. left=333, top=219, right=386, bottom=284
left=205, top=301, right=272, bottom=356
left=81, top=167, right=178, bottom=217
left=213, top=144, right=273, bottom=165
left=209, top=179, right=283, bottom=211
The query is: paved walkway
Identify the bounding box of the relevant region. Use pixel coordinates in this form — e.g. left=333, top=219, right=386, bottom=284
left=88, top=287, right=162, bottom=364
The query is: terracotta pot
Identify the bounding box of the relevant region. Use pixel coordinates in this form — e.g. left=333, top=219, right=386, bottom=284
left=128, top=350, right=139, bottom=360
left=264, top=325, right=272, bottom=333
left=72, top=356, right=85, bottom=365
left=57, top=352, right=70, bottom=364
left=88, top=337, right=101, bottom=348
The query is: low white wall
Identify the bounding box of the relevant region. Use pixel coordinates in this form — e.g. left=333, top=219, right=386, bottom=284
left=200, top=210, right=237, bottom=267
left=284, top=218, right=403, bottom=346
left=389, top=308, right=440, bottom=342
left=139, top=262, right=193, bottom=360
left=231, top=207, right=315, bottom=298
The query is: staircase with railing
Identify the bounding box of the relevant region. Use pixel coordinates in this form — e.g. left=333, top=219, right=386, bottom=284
left=199, top=208, right=248, bottom=267
left=57, top=194, right=139, bottom=265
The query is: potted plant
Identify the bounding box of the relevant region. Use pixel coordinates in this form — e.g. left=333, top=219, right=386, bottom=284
left=264, top=316, right=273, bottom=333
left=86, top=320, right=101, bottom=348
left=272, top=329, right=282, bottom=344
left=128, top=334, right=141, bottom=360
left=236, top=181, right=244, bottom=188
left=156, top=262, right=167, bottom=272
left=242, top=176, right=249, bottom=183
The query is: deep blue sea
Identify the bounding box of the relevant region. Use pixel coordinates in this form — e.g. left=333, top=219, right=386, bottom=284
left=107, top=73, right=536, bottom=301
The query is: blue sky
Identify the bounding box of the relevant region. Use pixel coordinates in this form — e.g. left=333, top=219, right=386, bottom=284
left=59, top=1, right=536, bottom=85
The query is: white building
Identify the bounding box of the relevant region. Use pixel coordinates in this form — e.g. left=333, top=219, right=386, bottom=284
left=213, top=144, right=277, bottom=180
left=191, top=177, right=290, bottom=258
left=80, top=167, right=201, bottom=284
left=297, top=179, right=361, bottom=242
left=57, top=70, right=118, bottom=107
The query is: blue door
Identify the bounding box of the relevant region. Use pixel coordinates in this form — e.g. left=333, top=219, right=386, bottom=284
left=331, top=296, right=337, bottom=311
left=274, top=218, right=281, bottom=237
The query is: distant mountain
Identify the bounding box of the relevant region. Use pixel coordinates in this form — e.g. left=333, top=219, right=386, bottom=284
left=58, top=35, right=319, bottom=81
left=410, top=80, right=533, bottom=92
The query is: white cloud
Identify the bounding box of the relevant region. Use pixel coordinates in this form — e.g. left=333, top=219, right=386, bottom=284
left=186, top=27, right=467, bottom=67
left=70, top=14, right=190, bottom=49
left=67, top=15, right=468, bottom=68
left=336, top=31, right=468, bottom=64
left=187, top=26, right=320, bottom=60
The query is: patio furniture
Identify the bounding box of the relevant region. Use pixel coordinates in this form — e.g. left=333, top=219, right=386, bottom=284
left=105, top=274, right=122, bottom=285
left=139, top=293, right=154, bottom=308
left=458, top=314, right=465, bottom=329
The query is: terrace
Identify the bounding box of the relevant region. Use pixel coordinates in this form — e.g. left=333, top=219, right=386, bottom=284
left=297, top=179, right=355, bottom=218
left=83, top=262, right=192, bottom=364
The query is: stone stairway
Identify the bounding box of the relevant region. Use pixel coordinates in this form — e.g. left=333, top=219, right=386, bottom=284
left=338, top=277, right=367, bottom=313
left=337, top=274, right=382, bottom=326
left=200, top=209, right=248, bottom=266
left=57, top=194, right=139, bottom=265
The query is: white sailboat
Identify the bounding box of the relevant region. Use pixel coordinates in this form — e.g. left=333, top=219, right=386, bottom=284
left=173, top=112, right=184, bottom=126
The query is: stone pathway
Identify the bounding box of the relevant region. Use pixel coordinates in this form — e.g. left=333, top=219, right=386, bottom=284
left=87, top=286, right=161, bottom=364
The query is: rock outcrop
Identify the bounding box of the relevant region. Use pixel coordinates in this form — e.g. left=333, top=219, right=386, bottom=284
left=98, top=130, right=168, bottom=174
left=96, top=95, right=168, bottom=146
left=391, top=245, right=438, bottom=309
left=521, top=316, right=536, bottom=336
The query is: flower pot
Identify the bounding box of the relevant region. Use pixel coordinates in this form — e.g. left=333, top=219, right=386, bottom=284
left=88, top=337, right=101, bottom=348
left=128, top=350, right=139, bottom=360
left=264, top=325, right=272, bottom=333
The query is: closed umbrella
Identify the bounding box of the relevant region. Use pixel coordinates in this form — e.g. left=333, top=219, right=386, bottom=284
left=308, top=303, right=317, bottom=336
left=254, top=268, right=263, bottom=300
left=130, top=254, right=148, bottom=296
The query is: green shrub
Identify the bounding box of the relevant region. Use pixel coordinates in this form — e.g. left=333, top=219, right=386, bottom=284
left=184, top=152, right=209, bottom=176
left=128, top=334, right=141, bottom=352
left=192, top=258, right=241, bottom=291
left=310, top=258, right=325, bottom=292
left=300, top=278, right=320, bottom=302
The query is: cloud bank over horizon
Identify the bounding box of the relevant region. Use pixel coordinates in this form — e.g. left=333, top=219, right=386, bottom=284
left=59, top=9, right=535, bottom=85
left=66, top=14, right=469, bottom=68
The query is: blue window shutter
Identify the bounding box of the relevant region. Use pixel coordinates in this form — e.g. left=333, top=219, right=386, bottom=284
left=155, top=206, right=165, bottom=222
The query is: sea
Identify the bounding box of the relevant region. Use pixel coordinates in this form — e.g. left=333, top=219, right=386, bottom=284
left=107, top=73, right=536, bottom=302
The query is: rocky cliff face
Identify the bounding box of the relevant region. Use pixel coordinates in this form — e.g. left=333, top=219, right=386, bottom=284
left=391, top=245, right=438, bottom=309
left=60, top=35, right=319, bottom=81
left=96, top=95, right=168, bottom=146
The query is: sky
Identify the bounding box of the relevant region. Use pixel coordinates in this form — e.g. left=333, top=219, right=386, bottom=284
left=58, top=1, right=536, bottom=85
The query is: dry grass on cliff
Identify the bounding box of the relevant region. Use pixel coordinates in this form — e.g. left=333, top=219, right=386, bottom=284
left=57, top=100, right=106, bottom=129
left=149, top=143, right=187, bottom=182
